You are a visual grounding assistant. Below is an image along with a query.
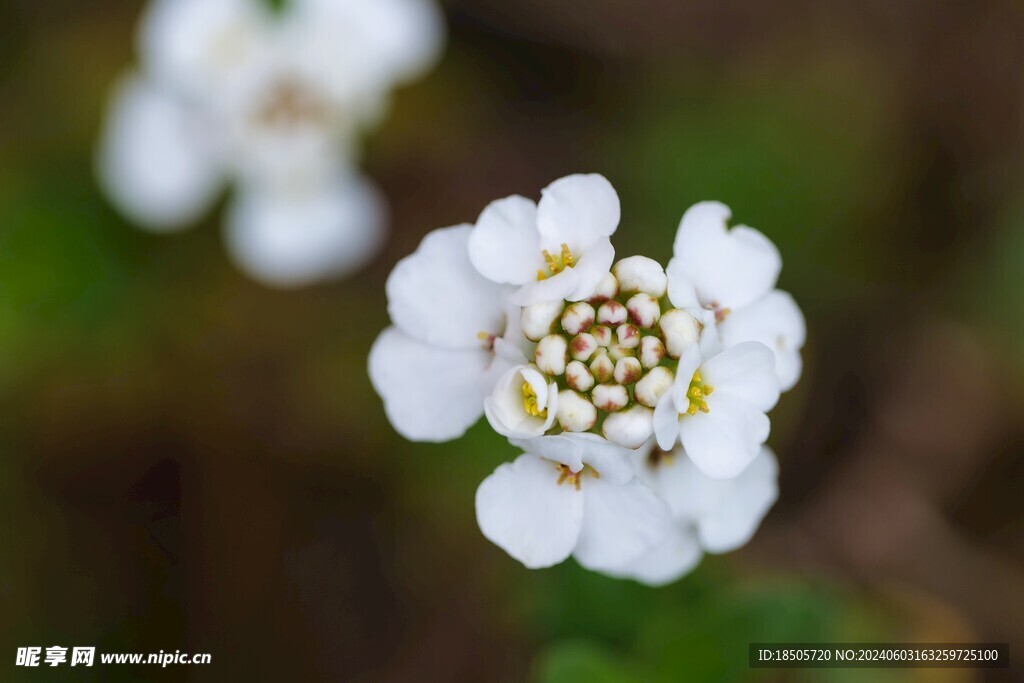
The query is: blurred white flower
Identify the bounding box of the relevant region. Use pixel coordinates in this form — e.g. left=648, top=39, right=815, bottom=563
left=475, top=451, right=672, bottom=570
left=369, top=226, right=526, bottom=442
left=467, top=174, right=620, bottom=306
left=666, top=202, right=806, bottom=390
left=97, top=0, right=444, bottom=286
left=606, top=444, right=779, bottom=586
left=652, top=341, right=780, bottom=478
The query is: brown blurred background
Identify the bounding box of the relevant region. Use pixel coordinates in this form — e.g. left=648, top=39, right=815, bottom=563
left=1, top=0, right=1023, bottom=681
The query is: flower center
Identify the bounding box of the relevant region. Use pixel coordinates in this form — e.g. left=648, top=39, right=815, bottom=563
left=522, top=382, right=547, bottom=418
left=555, top=463, right=599, bottom=490
left=684, top=370, right=714, bottom=416
left=257, top=79, right=330, bottom=128
left=537, top=244, right=575, bottom=281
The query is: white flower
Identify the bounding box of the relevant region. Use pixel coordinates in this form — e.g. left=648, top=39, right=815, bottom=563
left=467, top=174, right=621, bottom=306
left=666, top=202, right=806, bottom=390
left=653, top=341, right=780, bottom=478
left=369, top=226, right=526, bottom=442
left=484, top=364, right=559, bottom=438
left=605, top=444, right=779, bottom=586
left=98, top=0, right=444, bottom=286
left=475, top=451, right=672, bottom=570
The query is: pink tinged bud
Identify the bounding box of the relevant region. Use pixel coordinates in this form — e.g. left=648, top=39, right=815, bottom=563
left=566, top=360, right=595, bottom=392
left=608, top=342, right=636, bottom=361
left=602, top=405, right=655, bottom=448
left=659, top=309, right=700, bottom=359
left=589, top=350, right=615, bottom=382
left=626, top=293, right=661, bottom=329
left=590, top=325, right=613, bottom=347
left=561, top=302, right=595, bottom=335
left=639, top=336, right=666, bottom=368
left=521, top=301, right=565, bottom=341
left=612, top=256, right=668, bottom=297
left=588, top=272, right=619, bottom=303
left=535, top=335, right=568, bottom=375
left=615, top=324, right=640, bottom=349
left=634, top=366, right=674, bottom=407
left=591, top=382, right=629, bottom=412
left=596, top=300, right=627, bottom=326
left=556, top=390, right=597, bottom=432
left=570, top=333, right=599, bottom=361
left=613, top=357, right=642, bottom=385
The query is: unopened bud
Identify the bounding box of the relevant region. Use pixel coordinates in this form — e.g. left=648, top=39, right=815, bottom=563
left=608, top=342, right=636, bottom=361
left=561, top=302, right=595, bottom=335
left=616, top=324, right=640, bottom=349
left=589, top=349, right=614, bottom=382
left=556, top=390, right=598, bottom=432
left=521, top=301, right=564, bottom=341
left=592, top=383, right=629, bottom=412
left=570, top=333, right=598, bottom=361
left=566, top=360, right=595, bottom=392
left=590, top=325, right=613, bottom=347
left=614, top=357, right=642, bottom=385
left=634, top=366, right=674, bottom=407
left=639, top=336, right=666, bottom=368
left=613, top=256, right=668, bottom=297
left=536, top=335, right=568, bottom=375
left=596, top=300, right=627, bottom=326
left=659, top=309, right=700, bottom=359
left=588, top=272, right=619, bottom=303
left=602, top=405, right=655, bottom=448
left=626, top=293, right=661, bottom=329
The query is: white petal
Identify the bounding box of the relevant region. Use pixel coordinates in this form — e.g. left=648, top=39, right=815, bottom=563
left=718, top=290, right=806, bottom=391
left=509, top=433, right=635, bottom=484
left=387, top=225, right=512, bottom=349
left=672, top=342, right=704, bottom=411
left=536, top=174, right=620, bottom=253
left=484, top=366, right=557, bottom=437
left=573, top=478, right=672, bottom=572
left=225, top=173, right=385, bottom=287
left=604, top=527, right=703, bottom=587
left=476, top=454, right=584, bottom=569
left=700, top=342, right=780, bottom=412
left=679, top=393, right=769, bottom=479
left=509, top=268, right=580, bottom=307
left=468, top=195, right=541, bottom=286
left=672, top=201, right=781, bottom=310
left=653, top=393, right=681, bottom=451
left=97, top=75, right=224, bottom=230
left=697, top=448, right=779, bottom=553
left=368, top=327, right=492, bottom=442
left=566, top=237, right=616, bottom=302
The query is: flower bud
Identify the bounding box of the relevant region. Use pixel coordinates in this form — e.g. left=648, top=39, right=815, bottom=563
left=639, top=336, right=666, bottom=368
left=596, top=300, right=627, bottom=326
left=588, top=272, right=619, bottom=303
left=570, top=333, right=598, bottom=361
left=602, top=405, right=655, bottom=448
left=592, top=383, right=629, bottom=412
left=521, top=301, right=564, bottom=341
left=614, top=357, right=642, bottom=385
left=616, top=324, right=640, bottom=349
left=590, top=325, right=613, bottom=347
left=535, top=334, right=568, bottom=375
left=608, top=342, right=636, bottom=361
left=556, top=390, right=598, bottom=432
left=634, top=366, right=674, bottom=407
left=566, top=360, right=595, bottom=392
left=589, top=349, right=614, bottom=382
left=612, top=256, right=667, bottom=297
left=626, top=293, right=661, bottom=329
left=659, top=309, right=700, bottom=359
left=561, top=302, right=595, bottom=335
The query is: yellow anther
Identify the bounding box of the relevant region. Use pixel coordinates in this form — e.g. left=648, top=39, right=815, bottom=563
left=536, top=243, right=575, bottom=281
left=683, top=370, right=714, bottom=416
left=522, top=382, right=546, bottom=418
left=555, top=463, right=598, bottom=490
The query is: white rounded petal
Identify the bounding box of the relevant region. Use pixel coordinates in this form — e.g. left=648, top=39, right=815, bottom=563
left=573, top=477, right=672, bottom=572
left=510, top=432, right=635, bottom=484
left=679, top=393, right=769, bottom=479
left=697, top=448, right=779, bottom=553
left=476, top=454, right=585, bottom=569
left=97, top=75, right=224, bottom=230
left=605, top=527, right=703, bottom=587
left=468, top=195, right=541, bottom=286
left=700, top=342, right=781, bottom=412
left=602, top=405, right=655, bottom=449
left=484, top=365, right=557, bottom=437
left=566, top=237, right=616, bottom=302
left=368, top=327, right=491, bottom=442
left=509, top=268, right=580, bottom=307
left=387, top=224, right=511, bottom=350
left=718, top=290, right=806, bottom=392
left=224, top=174, right=385, bottom=287
left=653, top=393, right=682, bottom=451
left=536, top=174, right=620, bottom=252
left=671, top=201, right=782, bottom=310
left=613, top=256, right=668, bottom=297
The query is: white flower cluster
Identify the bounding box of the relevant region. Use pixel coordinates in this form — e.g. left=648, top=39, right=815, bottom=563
left=369, top=174, right=805, bottom=585
left=97, top=0, right=444, bottom=287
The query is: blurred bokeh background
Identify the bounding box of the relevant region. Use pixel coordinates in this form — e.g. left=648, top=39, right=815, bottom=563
left=2, top=0, right=1023, bottom=680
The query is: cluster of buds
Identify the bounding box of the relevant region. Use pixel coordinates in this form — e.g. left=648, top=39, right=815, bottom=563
left=518, top=257, right=700, bottom=448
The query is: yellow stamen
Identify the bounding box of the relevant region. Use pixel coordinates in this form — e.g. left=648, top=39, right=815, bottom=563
left=684, top=370, right=714, bottom=416
left=536, top=243, right=575, bottom=280
left=522, top=382, right=547, bottom=418
left=555, top=463, right=599, bottom=491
